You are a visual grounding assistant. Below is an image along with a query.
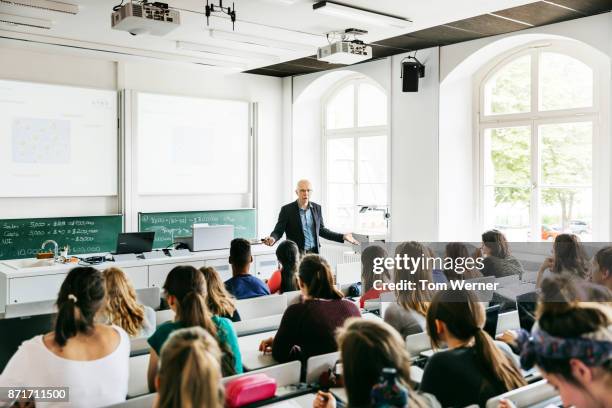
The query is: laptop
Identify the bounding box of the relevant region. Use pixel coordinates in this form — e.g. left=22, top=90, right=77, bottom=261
left=484, top=304, right=501, bottom=338
left=516, top=291, right=538, bottom=332
left=115, top=232, right=155, bottom=254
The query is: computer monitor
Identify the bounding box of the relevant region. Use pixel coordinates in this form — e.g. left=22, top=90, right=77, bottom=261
left=484, top=304, right=501, bottom=338
left=0, top=313, right=55, bottom=372
left=115, top=232, right=155, bottom=254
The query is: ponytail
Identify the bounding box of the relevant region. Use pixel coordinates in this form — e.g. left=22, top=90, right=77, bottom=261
left=299, top=254, right=343, bottom=300
left=54, top=267, right=105, bottom=347
left=158, top=327, right=224, bottom=408
left=427, top=290, right=526, bottom=392
left=473, top=327, right=526, bottom=391
left=276, top=240, right=299, bottom=294
left=164, top=265, right=237, bottom=376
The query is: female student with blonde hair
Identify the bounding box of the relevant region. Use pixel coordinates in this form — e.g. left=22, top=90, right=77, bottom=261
left=100, top=267, right=155, bottom=337
left=147, top=265, right=242, bottom=392
left=154, top=327, right=224, bottom=408
left=384, top=241, right=433, bottom=337
left=313, top=318, right=440, bottom=408
left=200, top=266, right=241, bottom=322
left=420, top=290, right=526, bottom=407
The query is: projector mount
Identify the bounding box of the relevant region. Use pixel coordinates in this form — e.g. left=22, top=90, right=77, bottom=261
left=325, top=28, right=368, bottom=47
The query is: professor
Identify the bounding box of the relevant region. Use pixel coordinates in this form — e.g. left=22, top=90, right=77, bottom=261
left=263, top=179, right=359, bottom=253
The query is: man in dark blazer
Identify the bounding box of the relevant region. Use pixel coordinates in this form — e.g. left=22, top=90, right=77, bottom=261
left=263, top=179, right=358, bottom=253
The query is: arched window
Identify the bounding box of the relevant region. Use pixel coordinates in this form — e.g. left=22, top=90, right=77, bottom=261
left=323, top=76, right=389, bottom=234
left=478, top=42, right=602, bottom=241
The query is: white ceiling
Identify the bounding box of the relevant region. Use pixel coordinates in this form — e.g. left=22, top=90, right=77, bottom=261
left=0, top=0, right=541, bottom=70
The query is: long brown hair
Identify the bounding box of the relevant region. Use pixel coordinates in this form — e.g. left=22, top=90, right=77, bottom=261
left=298, top=254, right=343, bottom=300
left=337, top=318, right=431, bottom=408
left=361, top=245, right=390, bottom=292
left=427, top=290, right=526, bottom=392
left=552, top=234, right=588, bottom=278
left=394, top=241, right=432, bottom=316
left=482, top=230, right=510, bottom=258
left=55, top=267, right=106, bottom=347
left=157, top=327, right=224, bottom=408
left=164, top=265, right=236, bottom=376
left=199, top=266, right=237, bottom=318
left=444, top=242, right=483, bottom=281
left=101, top=267, right=145, bottom=337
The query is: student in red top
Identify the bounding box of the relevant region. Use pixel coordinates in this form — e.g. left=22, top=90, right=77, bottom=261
left=267, top=240, right=300, bottom=294
left=360, top=245, right=391, bottom=308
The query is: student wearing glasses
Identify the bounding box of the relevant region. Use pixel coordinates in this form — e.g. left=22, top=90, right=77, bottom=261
left=263, top=179, right=359, bottom=254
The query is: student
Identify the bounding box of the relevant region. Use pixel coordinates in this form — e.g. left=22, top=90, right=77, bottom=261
left=443, top=242, right=483, bottom=281
left=591, top=246, right=612, bottom=291
left=384, top=241, right=433, bottom=337
left=147, top=265, right=242, bottom=392
left=480, top=230, right=525, bottom=278
left=225, top=238, right=270, bottom=299
left=154, top=327, right=224, bottom=408
left=200, top=266, right=241, bottom=322
left=537, top=233, right=589, bottom=288
left=511, top=278, right=612, bottom=408
left=100, top=267, right=156, bottom=338
left=426, top=246, right=448, bottom=284
left=258, top=254, right=360, bottom=363
left=419, top=289, right=526, bottom=407
left=313, top=318, right=441, bottom=408
left=360, top=244, right=391, bottom=308
left=267, top=239, right=300, bottom=294
left=0, top=267, right=130, bottom=407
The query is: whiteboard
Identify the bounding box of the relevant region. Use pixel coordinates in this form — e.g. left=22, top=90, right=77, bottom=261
left=0, top=79, right=117, bottom=197
left=135, top=92, right=250, bottom=195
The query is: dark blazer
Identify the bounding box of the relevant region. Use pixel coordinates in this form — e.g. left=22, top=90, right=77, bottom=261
left=270, top=201, right=344, bottom=253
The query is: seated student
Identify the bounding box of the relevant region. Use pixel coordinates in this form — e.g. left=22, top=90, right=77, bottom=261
left=225, top=238, right=270, bottom=299
left=420, top=289, right=526, bottom=407
left=443, top=242, right=483, bottom=281
left=99, top=267, right=156, bottom=338
left=267, top=239, right=300, bottom=294
left=360, top=244, right=391, bottom=308
left=0, top=267, right=130, bottom=408
left=154, top=327, right=224, bottom=408
left=592, top=246, right=612, bottom=291
left=537, top=233, right=589, bottom=288
left=426, top=246, right=448, bottom=284
left=147, top=265, right=242, bottom=392
left=313, top=318, right=441, bottom=408
left=384, top=241, right=433, bottom=337
left=259, top=254, right=360, bottom=363
left=480, top=230, right=525, bottom=278
left=511, top=278, right=612, bottom=408
left=200, top=266, right=241, bottom=322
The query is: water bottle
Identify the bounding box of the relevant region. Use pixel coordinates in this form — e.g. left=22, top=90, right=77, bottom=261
left=370, top=367, right=409, bottom=408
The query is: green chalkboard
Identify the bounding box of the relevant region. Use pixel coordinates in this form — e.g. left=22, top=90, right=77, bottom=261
left=0, top=215, right=123, bottom=260
left=139, top=209, right=256, bottom=249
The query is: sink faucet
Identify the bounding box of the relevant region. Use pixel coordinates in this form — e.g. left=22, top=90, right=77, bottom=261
left=41, top=240, right=59, bottom=260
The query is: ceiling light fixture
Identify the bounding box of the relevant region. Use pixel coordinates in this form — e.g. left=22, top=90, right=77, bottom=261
left=0, top=0, right=78, bottom=15
left=209, top=29, right=316, bottom=53
left=0, top=12, right=52, bottom=29
left=312, top=1, right=411, bottom=29
left=176, top=41, right=279, bottom=63
left=205, top=0, right=236, bottom=30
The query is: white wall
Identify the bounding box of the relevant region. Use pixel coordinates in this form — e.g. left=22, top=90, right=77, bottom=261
left=289, top=50, right=440, bottom=241
left=438, top=12, right=612, bottom=241
left=0, top=41, right=284, bottom=237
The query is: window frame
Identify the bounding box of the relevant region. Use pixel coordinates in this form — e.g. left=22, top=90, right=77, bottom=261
left=475, top=41, right=605, bottom=241
left=321, top=75, right=390, bottom=233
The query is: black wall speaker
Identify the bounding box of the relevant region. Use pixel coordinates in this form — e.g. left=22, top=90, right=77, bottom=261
left=402, top=61, right=421, bottom=92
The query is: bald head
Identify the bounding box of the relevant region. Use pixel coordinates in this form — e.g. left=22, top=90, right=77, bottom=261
left=295, top=179, right=313, bottom=208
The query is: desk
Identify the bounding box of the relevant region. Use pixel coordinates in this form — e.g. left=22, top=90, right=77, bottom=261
left=238, top=330, right=278, bottom=371
left=496, top=282, right=536, bottom=302
left=262, top=393, right=316, bottom=407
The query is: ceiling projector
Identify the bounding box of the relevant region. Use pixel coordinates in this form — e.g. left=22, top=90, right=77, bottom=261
left=317, top=29, right=372, bottom=65
left=111, top=1, right=180, bottom=36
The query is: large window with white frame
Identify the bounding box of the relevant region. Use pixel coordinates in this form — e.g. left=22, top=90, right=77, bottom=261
left=478, top=43, right=602, bottom=241
left=323, top=76, right=388, bottom=234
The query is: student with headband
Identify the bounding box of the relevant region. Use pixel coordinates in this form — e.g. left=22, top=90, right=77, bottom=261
left=0, top=267, right=130, bottom=407
left=509, top=277, right=612, bottom=408
left=313, top=318, right=441, bottom=408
